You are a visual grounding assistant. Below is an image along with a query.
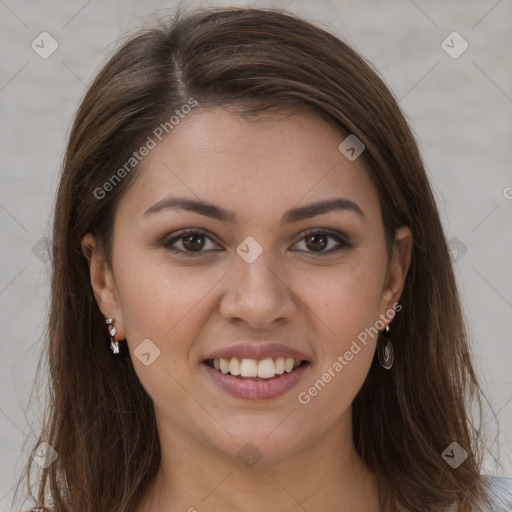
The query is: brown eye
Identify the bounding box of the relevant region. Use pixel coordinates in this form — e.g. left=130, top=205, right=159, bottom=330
left=293, top=229, right=352, bottom=255
left=163, top=229, right=221, bottom=256
left=182, top=233, right=206, bottom=252
left=304, top=233, right=329, bottom=251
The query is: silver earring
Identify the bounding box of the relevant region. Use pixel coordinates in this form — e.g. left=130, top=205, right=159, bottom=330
left=106, top=317, right=120, bottom=354
left=378, top=325, right=394, bottom=370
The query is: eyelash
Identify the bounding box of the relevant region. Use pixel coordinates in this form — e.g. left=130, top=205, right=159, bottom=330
left=162, top=228, right=353, bottom=257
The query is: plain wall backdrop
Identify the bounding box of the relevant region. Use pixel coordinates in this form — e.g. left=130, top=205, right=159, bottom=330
left=1, top=0, right=511, bottom=508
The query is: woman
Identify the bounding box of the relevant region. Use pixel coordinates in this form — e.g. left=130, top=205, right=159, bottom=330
left=16, top=6, right=512, bottom=512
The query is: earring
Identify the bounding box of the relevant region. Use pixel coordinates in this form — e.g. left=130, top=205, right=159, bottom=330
left=106, top=317, right=120, bottom=354
left=378, top=325, right=394, bottom=370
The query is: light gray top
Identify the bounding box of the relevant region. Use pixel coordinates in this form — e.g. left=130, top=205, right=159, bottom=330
left=485, top=476, right=512, bottom=511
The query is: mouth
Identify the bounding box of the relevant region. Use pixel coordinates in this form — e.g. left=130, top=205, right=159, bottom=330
left=203, top=357, right=309, bottom=381
left=201, top=357, right=311, bottom=400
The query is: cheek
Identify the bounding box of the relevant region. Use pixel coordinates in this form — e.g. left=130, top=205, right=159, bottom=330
left=114, top=257, right=228, bottom=405
left=307, top=257, right=386, bottom=347
left=113, top=252, right=225, bottom=357
left=299, top=257, right=385, bottom=402
left=297, top=256, right=385, bottom=410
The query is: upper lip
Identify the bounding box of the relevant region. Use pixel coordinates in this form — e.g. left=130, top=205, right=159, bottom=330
left=204, top=342, right=311, bottom=362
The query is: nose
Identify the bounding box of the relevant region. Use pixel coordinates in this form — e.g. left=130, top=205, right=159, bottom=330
left=219, top=252, right=297, bottom=329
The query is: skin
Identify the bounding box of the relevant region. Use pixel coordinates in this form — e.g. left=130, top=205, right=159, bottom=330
left=82, top=108, right=413, bottom=512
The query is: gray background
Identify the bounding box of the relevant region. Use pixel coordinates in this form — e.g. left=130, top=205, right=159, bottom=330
left=1, top=0, right=511, bottom=508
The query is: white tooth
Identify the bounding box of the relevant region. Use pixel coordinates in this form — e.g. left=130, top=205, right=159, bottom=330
left=293, top=359, right=301, bottom=368
left=213, top=359, right=221, bottom=371
left=274, top=357, right=285, bottom=374
left=284, top=357, right=294, bottom=373
left=257, top=358, right=276, bottom=379
left=240, top=358, right=258, bottom=377
left=229, top=357, right=240, bottom=376
left=219, top=358, right=230, bottom=374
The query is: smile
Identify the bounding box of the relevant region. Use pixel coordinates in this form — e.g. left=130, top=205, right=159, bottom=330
left=202, top=358, right=311, bottom=400
left=206, top=356, right=304, bottom=379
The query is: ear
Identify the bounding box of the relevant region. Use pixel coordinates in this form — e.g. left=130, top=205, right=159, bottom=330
left=379, top=225, right=413, bottom=321
left=81, top=233, right=126, bottom=340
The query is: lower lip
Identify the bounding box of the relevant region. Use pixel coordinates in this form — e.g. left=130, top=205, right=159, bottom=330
left=202, top=362, right=310, bottom=400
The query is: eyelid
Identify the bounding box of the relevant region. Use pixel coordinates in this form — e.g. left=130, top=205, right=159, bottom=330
left=297, top=227, right=351, bottom=243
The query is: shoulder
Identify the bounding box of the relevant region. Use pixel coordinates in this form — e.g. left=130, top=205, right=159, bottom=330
left=484, top=475, right=512, bottom=511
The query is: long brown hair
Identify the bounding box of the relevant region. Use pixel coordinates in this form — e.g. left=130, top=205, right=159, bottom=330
left=15, top=6, right=494, bottom=511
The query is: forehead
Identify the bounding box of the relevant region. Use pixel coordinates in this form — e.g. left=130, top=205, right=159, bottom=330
left=116, top=108, right=381, bottom=224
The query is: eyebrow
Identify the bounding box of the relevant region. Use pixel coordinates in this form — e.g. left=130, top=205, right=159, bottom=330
left=143, top=196, right=364, bottom=222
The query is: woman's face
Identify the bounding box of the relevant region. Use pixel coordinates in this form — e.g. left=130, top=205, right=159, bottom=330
left=84, top=107, right=411, bottom=465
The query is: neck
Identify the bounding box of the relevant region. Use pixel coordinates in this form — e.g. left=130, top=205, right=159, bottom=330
left=139, top=410, right=380, bottom=512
